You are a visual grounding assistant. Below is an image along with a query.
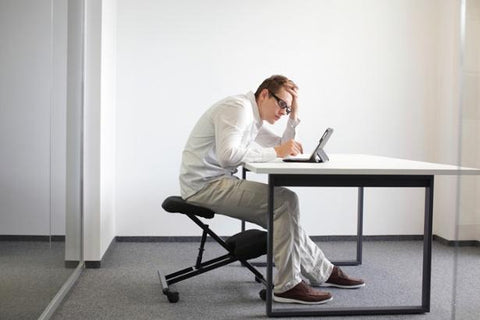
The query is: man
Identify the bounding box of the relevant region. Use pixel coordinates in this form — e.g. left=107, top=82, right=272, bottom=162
left=180, top=75, right=364, bottom=304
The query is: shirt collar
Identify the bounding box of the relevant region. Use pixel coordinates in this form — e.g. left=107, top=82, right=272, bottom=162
left=247, top=91, right=262, bottom=127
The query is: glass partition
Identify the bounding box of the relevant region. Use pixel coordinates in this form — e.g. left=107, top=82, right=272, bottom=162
left=0, top=0, right=84, bottom=319
left=453, top=0, right=480, bottom=318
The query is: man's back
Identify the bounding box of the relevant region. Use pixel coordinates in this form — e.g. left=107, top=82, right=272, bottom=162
left=179, top=92, right=259, bottom=199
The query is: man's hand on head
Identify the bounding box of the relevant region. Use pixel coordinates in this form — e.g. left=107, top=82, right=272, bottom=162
left=285, top=86, right=298, bottom=120
left=274, top=139, right=303, bottom=158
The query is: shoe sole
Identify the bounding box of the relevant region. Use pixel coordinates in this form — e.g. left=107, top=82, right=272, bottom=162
left=273, top=295, right=333, bottom=305
left=319, top=283, right=365, bottom=289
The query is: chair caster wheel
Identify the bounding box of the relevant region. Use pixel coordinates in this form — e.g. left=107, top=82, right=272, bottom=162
left=259, top=289, right=266, bottom=301
left=165, top=290, right=179, bottom=303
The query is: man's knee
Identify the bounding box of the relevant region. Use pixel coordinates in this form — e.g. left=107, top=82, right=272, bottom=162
left=275, top=188, right=299, bottom=215
left=285, top=188, right=299, bottom=204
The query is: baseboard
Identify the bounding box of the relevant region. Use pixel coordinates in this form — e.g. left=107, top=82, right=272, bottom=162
left=0, top=235, right=66, bottom=241
left=116, top=234, right=424, bottom=243
left=85, top=261, right=101, bottom=268
left=117, top=234, right=480, bottom=245
left=433, top=235, right=480, bottom=247
left=310, top=235, right=424, bottom=242
left=116, top=236, right=229, bottom=242
left=84, top=236, right=117, bottom=269
left=65, top=260, right=81, bottom=268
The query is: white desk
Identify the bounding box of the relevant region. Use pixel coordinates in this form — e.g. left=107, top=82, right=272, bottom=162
left=244, top=154, right=480, bottom=318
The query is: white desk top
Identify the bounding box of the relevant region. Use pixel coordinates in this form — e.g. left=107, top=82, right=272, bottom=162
left=244, top=154, right=480, bottom=175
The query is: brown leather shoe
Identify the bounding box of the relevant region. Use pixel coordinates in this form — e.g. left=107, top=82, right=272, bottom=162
left=273, top=281, right=333, bottom=305
left=320, top=266, right=365, bottom=289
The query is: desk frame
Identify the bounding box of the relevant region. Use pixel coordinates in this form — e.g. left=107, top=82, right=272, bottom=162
left=263, top=173, right=434, bottom=317
left=242, top=168, right=363, bottom=267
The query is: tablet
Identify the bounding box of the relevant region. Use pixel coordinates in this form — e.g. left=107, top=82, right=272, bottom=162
left=282, top=128, right=334, bottom=163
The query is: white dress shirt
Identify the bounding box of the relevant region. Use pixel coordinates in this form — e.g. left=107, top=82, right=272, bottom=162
left=180, top=91, right=300, bottom=199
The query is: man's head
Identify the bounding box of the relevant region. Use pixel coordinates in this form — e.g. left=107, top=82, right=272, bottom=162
left=254, top=75, right=298, bottom=124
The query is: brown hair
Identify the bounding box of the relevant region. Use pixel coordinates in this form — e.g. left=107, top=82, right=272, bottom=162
left=254, top=75, right=298, bottom=100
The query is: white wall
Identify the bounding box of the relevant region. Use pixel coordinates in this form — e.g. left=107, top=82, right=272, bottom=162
left=100, top=0, right=117, bottom=256
left=83, top=0, right=117, bottom=260
left=84, top=0, right=102, bottom=259
left=0, top=0, right=67, bottom=236
left=115, top=0, right=452, bottom=237
left=66, top=0, right=84, bottom=261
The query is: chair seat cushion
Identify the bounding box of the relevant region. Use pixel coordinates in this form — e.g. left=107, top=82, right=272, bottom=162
left=162, top=196, right=215, bottom=219
left=226, top=229, right=267, bottom=260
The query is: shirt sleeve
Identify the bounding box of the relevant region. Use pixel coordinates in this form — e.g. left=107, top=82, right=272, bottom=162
left=255, top=117, right=301, bottom=148
left=213, top=103, right=277, bottom=167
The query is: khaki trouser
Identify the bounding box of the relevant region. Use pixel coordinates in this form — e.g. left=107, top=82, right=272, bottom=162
left=186, top=177, right=334, bottom=293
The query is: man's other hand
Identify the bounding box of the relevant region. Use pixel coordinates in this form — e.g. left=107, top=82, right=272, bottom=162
left=274, top=139, right=303, bottom=158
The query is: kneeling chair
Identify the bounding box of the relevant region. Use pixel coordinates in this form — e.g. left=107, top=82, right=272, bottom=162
left=158, top=196, right=268, bottom=303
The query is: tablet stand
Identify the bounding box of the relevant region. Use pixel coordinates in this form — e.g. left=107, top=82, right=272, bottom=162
left=314, top=149, right=329, bottom=163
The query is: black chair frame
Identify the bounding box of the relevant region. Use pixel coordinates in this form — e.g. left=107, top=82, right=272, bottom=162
left=158, top=203, right=268, bottom=303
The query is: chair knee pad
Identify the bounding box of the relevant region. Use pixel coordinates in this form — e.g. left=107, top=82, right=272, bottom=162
left=225, top=229, right=267, bottom=260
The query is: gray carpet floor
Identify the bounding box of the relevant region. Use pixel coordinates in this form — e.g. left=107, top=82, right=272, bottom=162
left=0, top=241, right=73, bottom=320
left=51, top=240, right=479, bottom=320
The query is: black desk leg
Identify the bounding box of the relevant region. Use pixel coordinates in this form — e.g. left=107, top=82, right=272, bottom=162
left=266, top=175, right=275, bottom=316
left=332, top=187, right=363, bottom=266
left=357, top=187, right=364, bottom=264
left=422, top=176, right=434, bottom=312
left=241, top=167, right=247, bottom=232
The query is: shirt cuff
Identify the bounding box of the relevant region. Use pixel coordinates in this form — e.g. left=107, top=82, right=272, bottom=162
left=262, top=148, right=278, bottom=162
left=288, top=117, right=301, bottom=128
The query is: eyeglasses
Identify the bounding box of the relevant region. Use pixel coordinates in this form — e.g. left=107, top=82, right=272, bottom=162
left=268, top=90, right=291, bottom=115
